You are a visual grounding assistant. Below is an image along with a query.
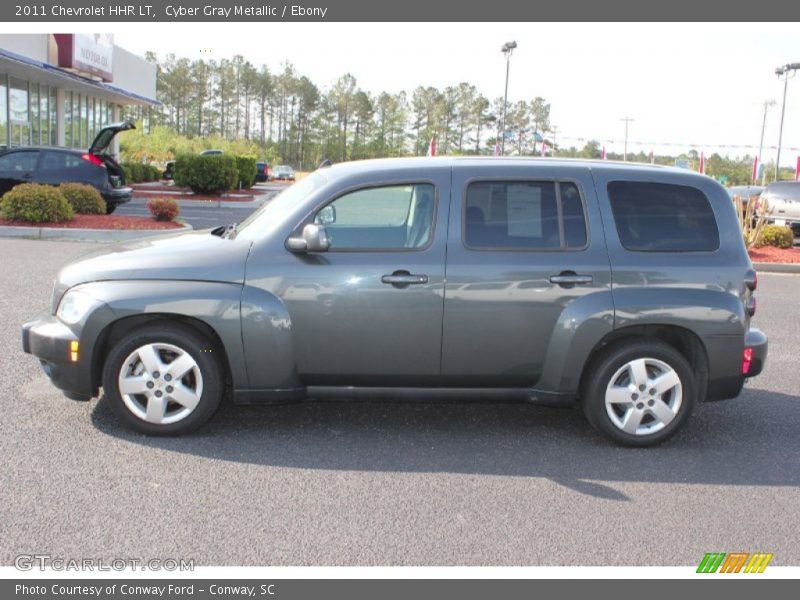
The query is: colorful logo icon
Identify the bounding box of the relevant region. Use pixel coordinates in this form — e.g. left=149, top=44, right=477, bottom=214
left=697, top=552, right=773, bottom=573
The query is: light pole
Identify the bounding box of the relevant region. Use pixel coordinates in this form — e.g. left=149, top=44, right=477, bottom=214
left=621, top=116, right=634, bottom=161
left=758, top=99, right=775, bottom=185
left=774, top=63, right=800, bottom=181
left=500, top=41, right=517, bottom=155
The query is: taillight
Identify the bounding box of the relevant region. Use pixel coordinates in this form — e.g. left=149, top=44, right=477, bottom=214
left=742, top=347, right=753, bottom=375
left=81, top=153, right=106, bottom=168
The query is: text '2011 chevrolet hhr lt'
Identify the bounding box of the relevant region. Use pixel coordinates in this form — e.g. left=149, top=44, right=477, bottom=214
left=22, top=158, right=767, bottom=446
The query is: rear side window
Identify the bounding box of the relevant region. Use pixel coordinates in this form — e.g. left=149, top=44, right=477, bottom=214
left=464, top=181, right=587, bottom=250
left=607, top=181, right=720, bottom=252
left=0, top=151, right=38, bottom=172
left=40, top=152, right=84, bottom=171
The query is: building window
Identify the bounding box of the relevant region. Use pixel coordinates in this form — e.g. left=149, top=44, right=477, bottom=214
left=64, top=91, right=72, bottom=148
left=31, top=83, right=39, bottom=145
left=49, top=88, right=57, bottom=146
left=0, top=76, right=7, bottom=149
left=9, top=77, right=30, bottom=147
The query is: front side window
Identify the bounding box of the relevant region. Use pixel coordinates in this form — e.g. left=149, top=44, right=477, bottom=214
left=607, top=181, right=720, bottom=252
left=314, top=183, right=436, bottom=250
left=464, top=180, right=587, bottom=250
left=0, top=151, right=38, bottom=172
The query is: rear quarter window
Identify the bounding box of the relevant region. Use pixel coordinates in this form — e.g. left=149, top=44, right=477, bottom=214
left=607, top=181, right=720, bottom=252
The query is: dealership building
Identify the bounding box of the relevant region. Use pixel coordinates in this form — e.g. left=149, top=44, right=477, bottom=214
left=0, top=34, right=157, bottom=153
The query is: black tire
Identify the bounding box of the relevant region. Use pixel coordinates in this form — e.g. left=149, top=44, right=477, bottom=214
left=102, top=323, right=223, bottom=435
left=105, top=203, right=117, bottom=215
left=581, top=339, right=696, bottom=447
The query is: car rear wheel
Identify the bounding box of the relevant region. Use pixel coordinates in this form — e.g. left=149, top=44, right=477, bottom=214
left=105, top=203, right=117, bottom=215
left=581, top=340, right=696, bottom=447
left=102, top=324, right=223, bottom=435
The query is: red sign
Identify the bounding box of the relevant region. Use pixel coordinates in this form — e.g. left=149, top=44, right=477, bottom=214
left=54, top=34, right=114, bottom=81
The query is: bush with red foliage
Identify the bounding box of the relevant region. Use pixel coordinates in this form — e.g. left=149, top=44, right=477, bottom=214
left=146, top=198, right=180, bottom=221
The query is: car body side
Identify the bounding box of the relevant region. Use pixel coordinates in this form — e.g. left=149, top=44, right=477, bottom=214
left=23, top=159, right=764, bottom=408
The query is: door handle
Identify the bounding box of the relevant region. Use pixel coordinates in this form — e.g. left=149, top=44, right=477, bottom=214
left=382, top=272, right=429, bottom=285
left=549, top=272, right=593, bottom=285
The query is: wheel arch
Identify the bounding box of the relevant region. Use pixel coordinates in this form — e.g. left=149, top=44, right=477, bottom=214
left=579, top=324, right=710, bottom=402
left=91, top=314, right=234, bottom=395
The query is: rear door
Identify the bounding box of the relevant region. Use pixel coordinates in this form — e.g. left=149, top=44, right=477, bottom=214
left=441, top=163, right=612, bottom=388
left=0, top=150, right=39, bottom=196
left=88, top=121, right=135, bottom=155
left=35, top=150, right=98, bottom=187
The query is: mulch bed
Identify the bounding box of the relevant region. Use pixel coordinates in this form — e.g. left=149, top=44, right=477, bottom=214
left=748, top=246, right=800, bottom=264
left=0, top=214, right=183, bottom=230
left=131, top=182, right=263, bottom=201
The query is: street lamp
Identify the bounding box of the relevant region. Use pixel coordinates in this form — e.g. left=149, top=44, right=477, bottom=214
left=774, top=62, right=800, bottom=181
left=500, top=40, right=517, bottom=155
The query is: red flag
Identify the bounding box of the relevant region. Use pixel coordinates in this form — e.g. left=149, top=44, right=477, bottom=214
left=601, top=146, right=607, bottom=160
left=426, top=135, right=437, bottom=157
left=752, top=156, right=759, bottom=183
left=796, top=156, right=800, bottom=181
left=699, top=151, right=705, bottom=174
left=493, top=143, right=501, bottom=157
left=540, top=141, right=546, bottom=157
left=649, top=150, right=654, bottom=164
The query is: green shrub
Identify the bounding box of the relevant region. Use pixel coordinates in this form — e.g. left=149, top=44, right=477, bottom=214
left=235, top=155, right=257, bottom=189
left=59, top=182, right=105, bottom=215
left=758, top=224, right=794, bottom=249
left=121, top=162, right=161, bottom=183
left=146, top=198, right=180, bottom=221
left=0, top=183, right=73, bottom=223
left=173, top=153, right=238, bottom=194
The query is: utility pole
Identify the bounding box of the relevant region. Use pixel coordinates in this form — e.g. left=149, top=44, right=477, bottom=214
left=621, top=116, right=634, bottom=161
left=758, top=100, right=775, bottom=185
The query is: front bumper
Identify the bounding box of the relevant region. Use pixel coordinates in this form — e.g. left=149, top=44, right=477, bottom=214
left=744, top=327, right=768, bottom=377
left=22, top=313, right=94, bottom=399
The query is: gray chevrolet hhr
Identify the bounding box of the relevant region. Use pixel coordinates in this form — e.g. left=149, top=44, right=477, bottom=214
left=22, top=157, right=767, bottom=446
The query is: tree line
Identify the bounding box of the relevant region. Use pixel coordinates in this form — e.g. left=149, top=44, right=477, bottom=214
left=137, top=53, right=552, bottom=169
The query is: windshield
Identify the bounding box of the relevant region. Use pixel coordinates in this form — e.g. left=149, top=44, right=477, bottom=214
left=234, top=172, right=326, bottom=241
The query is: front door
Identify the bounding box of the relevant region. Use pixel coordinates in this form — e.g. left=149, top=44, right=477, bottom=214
left=280, top=176, right=449, bottom=386
left=441, top=164, right=612, bottom=388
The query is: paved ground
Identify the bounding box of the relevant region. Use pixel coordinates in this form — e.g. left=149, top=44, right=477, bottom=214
left=116, top=182, right=282, bottom=229
left=1, top=238, right=799, bottom=566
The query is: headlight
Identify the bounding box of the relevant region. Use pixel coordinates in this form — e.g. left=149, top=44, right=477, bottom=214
left=56, top=289, right=99, bottom=325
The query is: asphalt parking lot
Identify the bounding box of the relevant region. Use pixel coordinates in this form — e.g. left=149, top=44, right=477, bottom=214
left=115, top=182, right=281, bottom=230
left=1, top=238, right=799, bottom=566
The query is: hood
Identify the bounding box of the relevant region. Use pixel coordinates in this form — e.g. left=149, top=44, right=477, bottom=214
left=55, top=229, right=252, bottom=300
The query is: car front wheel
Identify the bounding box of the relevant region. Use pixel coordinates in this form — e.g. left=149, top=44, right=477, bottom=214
left=102, top=324, right=223, bottom=435
left=581, top=340, right=696, bottom=447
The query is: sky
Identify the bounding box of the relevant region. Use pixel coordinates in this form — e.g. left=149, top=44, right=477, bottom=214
left=23, top=22, right=800, bottom=164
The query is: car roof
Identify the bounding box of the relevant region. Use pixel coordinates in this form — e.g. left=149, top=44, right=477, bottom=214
left=0, top=146, right=80, bottom=154
left=763, top=180, right=800, bottom=197
left=319, top=156, right=705, bottom=180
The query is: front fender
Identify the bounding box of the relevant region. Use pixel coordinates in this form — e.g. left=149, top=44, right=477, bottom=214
left=81, top=280, right=247, bottom=388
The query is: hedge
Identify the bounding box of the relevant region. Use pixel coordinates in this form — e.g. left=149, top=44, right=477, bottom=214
left=59, top=182, right=106, bottom=215
left=121, top=161, right=162, bottom=184
left=0, top=183, right=74, bottom=223
left=235, top=155, right=257, bottom=189
left=173, top=153, right=238, bottom=194
left=758, top=224, right=794, bottom=249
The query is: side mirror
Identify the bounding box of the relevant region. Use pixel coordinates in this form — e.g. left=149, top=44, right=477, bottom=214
left=316, top=205, right=336, bottom=226
left=286, top=223, right=330, bottom=253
